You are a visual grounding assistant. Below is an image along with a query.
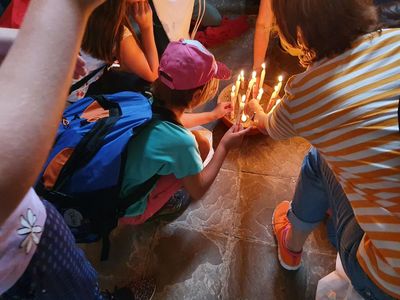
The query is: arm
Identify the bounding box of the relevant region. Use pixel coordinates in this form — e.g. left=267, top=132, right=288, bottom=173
left=253, top=0, right=273, bottom=70
left=0, top=0, right=103, bottom=224
left=0, top=28, right=17, bottom=62
left=119, top=1, right=158, bottom=82
left=182, top=125, right=250, bottom=199
left=181, top=102, right=232, bottom=128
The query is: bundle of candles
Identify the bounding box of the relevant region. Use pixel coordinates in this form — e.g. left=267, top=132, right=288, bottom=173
left=227, top=63, right=284, bottom=127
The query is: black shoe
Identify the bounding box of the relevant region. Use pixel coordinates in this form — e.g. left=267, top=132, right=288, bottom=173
left=147, top=189, right=191, bottom=222
left=101, top=278, right=156, bottom=300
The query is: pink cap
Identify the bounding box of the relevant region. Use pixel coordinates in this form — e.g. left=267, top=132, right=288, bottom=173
left=159, top=40, right=231, bottom=90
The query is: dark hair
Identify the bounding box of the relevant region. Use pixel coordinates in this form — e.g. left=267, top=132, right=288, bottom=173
left=271, top=0, right=379, bottom=66
left=152, top=78, right=219, bottom=110
left=81, top=0, right=136, bottom=63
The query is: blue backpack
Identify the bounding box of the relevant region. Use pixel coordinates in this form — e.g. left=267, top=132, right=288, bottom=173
left=35, top=92, right=175, bottom=260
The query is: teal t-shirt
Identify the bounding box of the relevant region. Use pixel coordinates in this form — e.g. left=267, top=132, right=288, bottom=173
left=121, top=120, right=203, bottom=217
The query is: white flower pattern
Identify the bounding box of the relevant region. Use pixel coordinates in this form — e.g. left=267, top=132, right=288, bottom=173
left=17, top=208, right=43, bottom=254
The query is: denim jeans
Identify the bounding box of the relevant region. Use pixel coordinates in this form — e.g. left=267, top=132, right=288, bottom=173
left=288, top=148, right=395, bottom=300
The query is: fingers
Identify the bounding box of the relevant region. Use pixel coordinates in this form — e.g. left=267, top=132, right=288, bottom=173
left=133, top=2, right=139, bottom=16
left=139, top=1, right=145, bottom=15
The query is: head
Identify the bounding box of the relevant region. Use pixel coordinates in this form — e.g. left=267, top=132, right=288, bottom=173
left=153, top=40, right=231, bottom=111
left=81, top=0, right=129, bottom=63
left=271, top=0, right=379, bottom=67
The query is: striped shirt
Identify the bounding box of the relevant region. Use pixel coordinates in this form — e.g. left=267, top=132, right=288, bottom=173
left=266, top=28, right=400, bottom=298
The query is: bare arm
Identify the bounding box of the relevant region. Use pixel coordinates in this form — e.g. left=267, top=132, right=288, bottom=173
left=119, top=1, right=158, bottom=82
left=182, top=125, right=250, bottom=200
left=253, top=0, right=273, bottom=70
left=181, top=102, right=233, bottom=128
left=0, top=0, right=102, bottom=224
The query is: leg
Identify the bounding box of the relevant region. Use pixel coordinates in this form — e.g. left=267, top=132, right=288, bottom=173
left=4, top=200, right=101, bottom=299
left=191, top=130, right=211, bottom=162
left=272, top=148, right=329, bottom=270
left=286, top=148, right=331, bottom=251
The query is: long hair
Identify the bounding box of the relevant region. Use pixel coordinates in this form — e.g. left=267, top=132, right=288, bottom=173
left=81, top=0, right=131, bottom=63
left=271, top=0, right=379, bottom=67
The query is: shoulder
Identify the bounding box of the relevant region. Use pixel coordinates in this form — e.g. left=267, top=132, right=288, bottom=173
left=152, top=121, right=196, bottom=147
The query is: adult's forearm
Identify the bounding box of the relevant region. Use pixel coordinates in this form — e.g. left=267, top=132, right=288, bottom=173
left=253, top=25, right=270, bottom=69
left=0, top=0, right=95, bottom=223
left=140, top=26, right=159, bottom=78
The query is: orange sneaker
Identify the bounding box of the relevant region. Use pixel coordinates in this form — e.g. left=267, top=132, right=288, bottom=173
left=272, top=201, right=302, bottom=270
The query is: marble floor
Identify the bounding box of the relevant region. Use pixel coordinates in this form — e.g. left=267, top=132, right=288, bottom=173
left=82, top=15, right=337, bottom=300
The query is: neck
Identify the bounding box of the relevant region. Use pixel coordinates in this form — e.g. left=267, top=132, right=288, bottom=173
left=169, top=106, right=184, bottom=122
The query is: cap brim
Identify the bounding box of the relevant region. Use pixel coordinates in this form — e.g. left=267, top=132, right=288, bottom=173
left=214, top=61, right=231, bottom=80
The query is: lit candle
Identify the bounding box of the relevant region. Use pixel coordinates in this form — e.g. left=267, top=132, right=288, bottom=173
left=275, top=75, right=283, bottom=96
left=230, top=85, right=236, bottom=119
left=235, top=74, right=241, bottom=97
left=256, top=88, right=264, bottom=102
left=258, top=63, right=266, bottom=91
left=236, top=95, right=246, bottom=125
left=240, top=70, right=245, bottom=89
left=246, top=71, right=257, bottom=103
left=241, top=112, right=247, bottom=123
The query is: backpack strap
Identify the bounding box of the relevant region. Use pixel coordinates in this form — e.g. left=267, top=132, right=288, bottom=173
left=69, top=64, right=107, bottom=95
left=53, top=95, right=121, bottom=191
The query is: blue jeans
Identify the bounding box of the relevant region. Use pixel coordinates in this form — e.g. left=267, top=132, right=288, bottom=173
left=288, top=148, right=395, bottom=300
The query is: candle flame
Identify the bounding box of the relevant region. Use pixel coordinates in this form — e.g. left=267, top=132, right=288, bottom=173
left=241, top=95, right=246, bottom=103
left=252, top=71, right=257, bottom=79
left=278, top=75, right=283, bottom=82
left=232, top=85, right=236, bottom=92
left=261, top=62, right=266, bottom=69
left=241, top=113, right=247, bottom=122
left=259, top=88, right=264, bottom=95
left=240, top=70, right=244, bottom=77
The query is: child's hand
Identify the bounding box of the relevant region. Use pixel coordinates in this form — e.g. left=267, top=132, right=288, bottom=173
left=212, top=102, right=233, bottom=119
left=132, top=1, right=153, bottom=31
left=220, top=124, right=251, bottom=151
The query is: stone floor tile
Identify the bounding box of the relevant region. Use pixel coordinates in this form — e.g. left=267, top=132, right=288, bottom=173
left=172, top=169, right=240, bottom=235
left=147, top=227, right=229, bottom=300
left=225, top=239, right=335, bottom=300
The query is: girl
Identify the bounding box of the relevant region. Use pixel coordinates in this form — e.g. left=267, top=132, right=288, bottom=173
left=119, top=40, right=250, bottom=225
left=246, top=0, right=400, bottom=299
left=68, top=0, right=159, bottom=103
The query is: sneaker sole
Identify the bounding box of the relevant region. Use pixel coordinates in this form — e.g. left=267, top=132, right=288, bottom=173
left=271, top=207, right=301, bottom=271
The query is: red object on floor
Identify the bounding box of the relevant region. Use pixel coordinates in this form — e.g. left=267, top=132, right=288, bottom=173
left=0, top=0, right=30, bottom=29
left=195, top=16, right=250, bottom=48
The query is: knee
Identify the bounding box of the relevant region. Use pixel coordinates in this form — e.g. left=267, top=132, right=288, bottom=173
left=192, top=131, right=211, bottom=162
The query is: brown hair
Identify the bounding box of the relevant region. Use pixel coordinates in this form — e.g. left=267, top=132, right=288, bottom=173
left=271, top=0, right=379, bottom=67
left=81, top=0, right=135, bottom=63
left=152, top=78, right=220, bottom=110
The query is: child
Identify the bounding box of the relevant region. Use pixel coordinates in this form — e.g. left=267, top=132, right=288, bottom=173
left=68, top=0, right=159, bottom=102
left=119, top=40, right=250, bottom=225
left=246, top=0, right=400, bottom=299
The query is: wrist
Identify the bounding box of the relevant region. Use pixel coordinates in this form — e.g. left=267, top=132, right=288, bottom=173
left=139, top=24, right=154, bottom=32
left=217, top=142, right=229, bottom=156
